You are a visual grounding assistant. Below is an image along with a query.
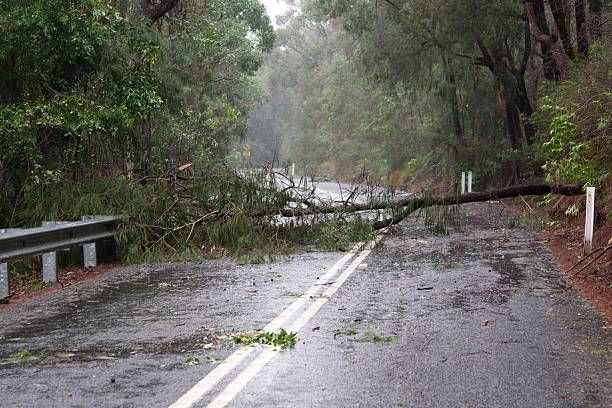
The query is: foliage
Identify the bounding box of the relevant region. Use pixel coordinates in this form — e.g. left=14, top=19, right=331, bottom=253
left=0, top=0, right=275, bottom=229
left=537, top=40, right=612, bottom=190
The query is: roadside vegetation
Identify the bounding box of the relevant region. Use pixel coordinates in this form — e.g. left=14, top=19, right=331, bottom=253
left=0, top=0, right=377, bottom=286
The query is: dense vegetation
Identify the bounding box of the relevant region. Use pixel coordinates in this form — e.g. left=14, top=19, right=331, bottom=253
left=0, top=0, right=285, bottom=260
left=248, top=0, right=610, bottom=196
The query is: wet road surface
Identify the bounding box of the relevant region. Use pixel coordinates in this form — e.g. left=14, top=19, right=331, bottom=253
left=1, top=203, right=610, bottom=407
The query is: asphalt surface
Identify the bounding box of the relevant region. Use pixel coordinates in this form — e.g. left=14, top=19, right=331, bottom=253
left=1, top=202, right=610, bottom=407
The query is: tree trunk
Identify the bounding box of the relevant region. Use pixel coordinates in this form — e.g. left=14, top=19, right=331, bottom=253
left=371, top=183, right=584, bottom=230
left=139, top=0, right=181, bottom=23
left=575, top=0, right=589, bottom=56
left=525, top=0, right=569, bottom=79
left=251, top=183, right=584, bottom=219
left=533, top=0, right=561, bottom=79
left=549, top=0, right=575, bottom=59
left=442, top=57, right=466, bottom=149
left=515, top=75, right=536, bottom=146
left=588, top=0, right=603, bottom=40
left=504, top=97, right=522, bottom=151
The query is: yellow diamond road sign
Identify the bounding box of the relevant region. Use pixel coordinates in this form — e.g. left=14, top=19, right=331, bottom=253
left=242, top=143, right=251, bottom=158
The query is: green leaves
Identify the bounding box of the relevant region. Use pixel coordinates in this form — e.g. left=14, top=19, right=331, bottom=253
left=232, top=329, right=298, bottom=348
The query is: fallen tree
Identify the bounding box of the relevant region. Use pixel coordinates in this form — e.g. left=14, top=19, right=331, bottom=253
left=252, top=183, right=584, bottom=230
left=372, top=183, right=584, bottom=230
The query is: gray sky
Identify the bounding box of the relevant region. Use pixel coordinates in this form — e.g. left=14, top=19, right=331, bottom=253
left=260, top=0, right=291, bottom=26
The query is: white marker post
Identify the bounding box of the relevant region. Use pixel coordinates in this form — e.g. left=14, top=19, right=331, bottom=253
left=291, top=163, right=295, bottom=179
left=584, top=187, right=595, bottom=255
left=468, top=171, right=473, bottom=193
left=461, top=172, right=466, bottom=195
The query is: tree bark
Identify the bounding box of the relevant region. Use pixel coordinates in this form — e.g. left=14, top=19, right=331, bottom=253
left=549, top=0, right=575, bottom=59
left=575, top=0, right=589, bottom=56
left=442, top=56, right=466, bottom=149
left=372, top=183, right=584, bottom=230
left=524, top=0, right=569, bottom=78
left=139, top=0, right=180, bottom=23
left=533, top=0, right=561, bottom=79
left=254, top=183, right=584, bottom=220
left=588, top=0, right=603, bottom=40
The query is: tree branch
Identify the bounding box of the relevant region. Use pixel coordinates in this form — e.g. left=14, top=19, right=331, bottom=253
left=140, top=0, right=181, bottom=23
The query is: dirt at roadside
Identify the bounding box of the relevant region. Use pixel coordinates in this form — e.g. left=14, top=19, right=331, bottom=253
left=0, top=263, right=122, bottom=310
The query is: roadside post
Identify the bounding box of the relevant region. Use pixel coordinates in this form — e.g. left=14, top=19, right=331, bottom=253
left=291, top=163, right=296, bottom=180
left=584, top=187, right=595, bottom=255
left=461, top=172, right=466, bottom=194
left=468, top=171, right=473, bottom=193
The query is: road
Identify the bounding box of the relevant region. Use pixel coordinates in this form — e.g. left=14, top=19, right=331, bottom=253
left=273, top=172, right=410, bottom=205
left=0, top=202, right=610, bottom=407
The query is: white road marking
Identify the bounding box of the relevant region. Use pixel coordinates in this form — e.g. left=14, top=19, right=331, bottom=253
left=168, top=242, right=365, bottom=408
left=206, top=237, right=380, bottom=408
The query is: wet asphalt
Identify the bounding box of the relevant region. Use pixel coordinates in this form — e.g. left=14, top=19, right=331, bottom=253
left=0, top=202, right=610, bottom=407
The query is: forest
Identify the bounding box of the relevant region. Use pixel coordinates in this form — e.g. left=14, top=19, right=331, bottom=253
left=249, top=0, right=610, bottom=192
left=1, top=0, right=610, bottom=262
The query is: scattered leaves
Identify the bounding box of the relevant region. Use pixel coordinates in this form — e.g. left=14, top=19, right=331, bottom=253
left=231, top=329, right=297, bottom=349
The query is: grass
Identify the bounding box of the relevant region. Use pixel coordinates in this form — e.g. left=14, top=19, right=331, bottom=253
left=231, top=329, right=297, bottom=348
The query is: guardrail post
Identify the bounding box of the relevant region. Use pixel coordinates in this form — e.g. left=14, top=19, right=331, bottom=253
left=0, top=229, right=9, bottom=299
left=41, top=221, right=66, bottom=283
left=0, top=262, right=7, bottom=300
left=82, top=216, right=97, bottom=268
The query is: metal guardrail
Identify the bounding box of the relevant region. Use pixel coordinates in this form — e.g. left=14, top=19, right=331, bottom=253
left=0, top=216, right=120, bottom=300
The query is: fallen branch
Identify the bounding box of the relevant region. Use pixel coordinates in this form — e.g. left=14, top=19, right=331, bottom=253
left=568, top=244, right=612, bottom=277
